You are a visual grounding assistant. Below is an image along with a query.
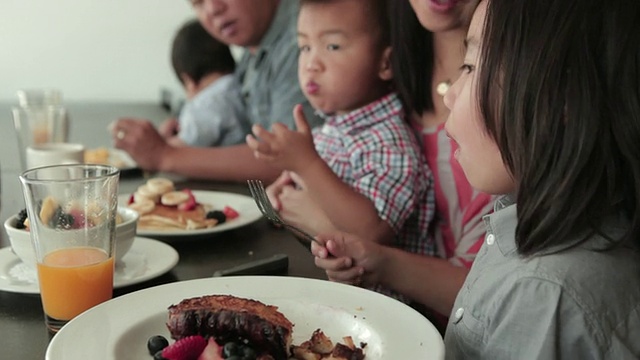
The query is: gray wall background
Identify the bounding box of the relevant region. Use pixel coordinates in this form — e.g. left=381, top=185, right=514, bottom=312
left=0, top=0, right=195, bottom=102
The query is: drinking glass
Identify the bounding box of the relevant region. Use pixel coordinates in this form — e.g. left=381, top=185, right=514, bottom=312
left=12, top=105, right=70, bottom=170
left=16, top=88, right=63, bottom=108
left=19, top=164, right=120, bottom=333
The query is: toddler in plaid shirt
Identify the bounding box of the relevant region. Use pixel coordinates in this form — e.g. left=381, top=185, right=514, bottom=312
left=246, top=0, right=435, bottom=299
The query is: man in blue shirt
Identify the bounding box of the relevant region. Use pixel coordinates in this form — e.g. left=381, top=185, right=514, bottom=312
left=112, top=0, right=320, bottom=182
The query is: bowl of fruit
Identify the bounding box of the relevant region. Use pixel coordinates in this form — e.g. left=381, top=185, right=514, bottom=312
left=4, top=206, right=139, bottom=269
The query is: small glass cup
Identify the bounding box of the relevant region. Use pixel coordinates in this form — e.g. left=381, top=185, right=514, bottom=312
left=12, top=105, right=70, bottom=170
left=19, top=164, right=120, bottom=333
left=16, top=88, right=63, bottom=108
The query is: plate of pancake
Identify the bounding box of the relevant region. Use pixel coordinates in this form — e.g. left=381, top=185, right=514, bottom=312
left=119, top=188, right=262, bottom=238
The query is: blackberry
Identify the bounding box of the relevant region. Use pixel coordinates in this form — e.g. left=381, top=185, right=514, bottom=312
left=206, top=210, right=227, bottom=224
left=15, top=209, right=28, bottom=229
left=56, top=213, right=75, bottom=229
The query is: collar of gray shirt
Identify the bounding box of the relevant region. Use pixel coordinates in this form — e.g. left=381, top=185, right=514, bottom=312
left=483, top=194, right=636, bottom=259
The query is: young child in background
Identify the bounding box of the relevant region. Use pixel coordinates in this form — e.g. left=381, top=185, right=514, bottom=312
left=246, top=0, right=435, bottom=302
left=442, top=0, right=640, bottom=356
left=160, top=19, right=249, bottom=148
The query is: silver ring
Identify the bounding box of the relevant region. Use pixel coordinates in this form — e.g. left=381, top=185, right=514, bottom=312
left=116, top=130, right=125, bottom=140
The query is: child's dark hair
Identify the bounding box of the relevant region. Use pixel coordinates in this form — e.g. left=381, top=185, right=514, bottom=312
left=299, top=0, right=390, bottom=47
left=171, top=19, right=235, bottom=85
left=478, top=0, right=640, bottom=255
left=388, top=1, right=434, bottom=117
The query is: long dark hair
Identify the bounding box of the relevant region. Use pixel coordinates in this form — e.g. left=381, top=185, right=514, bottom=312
left=479, top=0, right=640, bottom=255
left=389, top=1, right=434, bottom=117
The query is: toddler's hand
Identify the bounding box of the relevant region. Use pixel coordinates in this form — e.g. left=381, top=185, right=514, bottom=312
left=245, top=104, right=319, bottom=172
left=265, top=171, right=296, bottom=211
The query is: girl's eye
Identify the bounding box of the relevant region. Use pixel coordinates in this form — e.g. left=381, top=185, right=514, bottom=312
left=299, top=45, right=310, bottom=52
left=190, top=0, right=203, bottom=7
left=460, top=64, right=475, bottom=74
left=327, top=44, right=340, bottom=51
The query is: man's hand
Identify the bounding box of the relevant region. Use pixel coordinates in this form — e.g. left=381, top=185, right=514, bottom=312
left=109, top=118, right=171, bottom=171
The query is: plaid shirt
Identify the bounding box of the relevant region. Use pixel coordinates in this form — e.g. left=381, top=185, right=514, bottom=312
left=313, top=93, right=435, bottom=256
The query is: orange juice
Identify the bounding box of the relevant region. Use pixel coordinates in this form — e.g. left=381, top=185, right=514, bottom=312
left=37, top=247, right=114, bottom=321
left=32, top=124, right=50, bottom=144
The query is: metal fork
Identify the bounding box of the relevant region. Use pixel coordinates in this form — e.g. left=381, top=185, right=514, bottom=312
left=247, top=180, right=319, bottom=245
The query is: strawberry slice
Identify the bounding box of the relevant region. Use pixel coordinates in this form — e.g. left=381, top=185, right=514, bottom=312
left=178, top=189, right=197, bottom=211
left=67, top=209, right=87, bottom=229
left=127, top=193, right=135, bottom=205
left=162, top=335, right=207, bottom=360
left=222, top=206, right=239, bottom=220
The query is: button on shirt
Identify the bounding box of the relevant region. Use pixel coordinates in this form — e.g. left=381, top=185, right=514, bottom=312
left=444, top=196, right=640, bottom=359
left=235, top=0, right=322, bottom=130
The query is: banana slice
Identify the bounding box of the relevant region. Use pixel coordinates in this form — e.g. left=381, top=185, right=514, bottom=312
left=134, top=185, right=160, bottom=203
left=161, top=191, right=190, bottom=206
left=128, top=198, right=156, bottom=215
left=39, top=196, right=59, bottom=225
left=146, top=178, right=174, bottom=195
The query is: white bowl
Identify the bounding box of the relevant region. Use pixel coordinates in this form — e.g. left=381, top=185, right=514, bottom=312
left=3, top=207, right=139, bottom=268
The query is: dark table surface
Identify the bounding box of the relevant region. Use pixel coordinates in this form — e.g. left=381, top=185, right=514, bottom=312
left=0, top=102, right=325, bottom=359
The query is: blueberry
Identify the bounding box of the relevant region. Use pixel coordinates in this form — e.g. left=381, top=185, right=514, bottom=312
left=206, top=210, right=226, bottom=224
left=153, top=350, right=167, bottom=360
left=147, top=335, right=169, bottom=356
left=240, top=345, right=257, bottom=359
left=15, top=209, right=28, bottom=229
left=223, top=341, right=240, bottom=357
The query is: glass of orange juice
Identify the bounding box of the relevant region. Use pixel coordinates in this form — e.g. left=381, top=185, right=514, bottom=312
left=19, top=164, right=119, bottom=333
left=11, top=105, right=69, bottom=170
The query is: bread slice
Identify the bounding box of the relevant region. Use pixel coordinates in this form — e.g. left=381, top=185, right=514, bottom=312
left=166, top=295, right=294, bottom=360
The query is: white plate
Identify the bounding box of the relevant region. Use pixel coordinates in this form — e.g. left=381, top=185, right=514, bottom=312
left=84, top=148, right=138, bottom=170
left=0, top=237, right=179, bottom=294
left=46, top=276, right=444, bottom=360
left=119, top=190, right=262, bottom=237
left=108, top=148, right=137, bottom=170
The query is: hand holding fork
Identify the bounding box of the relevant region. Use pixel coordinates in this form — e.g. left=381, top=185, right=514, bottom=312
left=247, top=179, right=319, bottom=245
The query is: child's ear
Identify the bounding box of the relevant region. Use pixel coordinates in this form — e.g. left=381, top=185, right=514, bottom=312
left=180, top=73, right=194, bottom=87
left=181, top=73, right=197, bottom=98
left=378, top=46, right=393, bottom=81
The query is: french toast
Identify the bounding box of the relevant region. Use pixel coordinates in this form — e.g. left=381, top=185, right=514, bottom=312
left=166, top=295, right=294, bottom=360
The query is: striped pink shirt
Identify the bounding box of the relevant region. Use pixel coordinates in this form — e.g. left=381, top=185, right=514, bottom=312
left=415, top=122, right=495, bottom=269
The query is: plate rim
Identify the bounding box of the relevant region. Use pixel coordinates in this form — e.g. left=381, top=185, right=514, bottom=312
left=0, top=237, right=178, bottom=294
left=119, top=190, right=262, bottom=237
left=46, top=276, right=445, bottom=360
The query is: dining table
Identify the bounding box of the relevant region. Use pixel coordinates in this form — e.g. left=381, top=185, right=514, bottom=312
left=0, top=101, right=326, bottom=359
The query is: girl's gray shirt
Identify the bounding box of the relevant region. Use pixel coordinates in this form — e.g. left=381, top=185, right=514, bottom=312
left=445, top=197, right=640, bottom=359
